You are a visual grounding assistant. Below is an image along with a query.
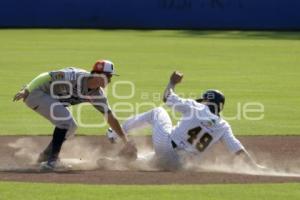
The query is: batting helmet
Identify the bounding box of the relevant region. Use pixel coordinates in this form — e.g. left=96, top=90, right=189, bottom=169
left=196, top=89, right=225, bottom=115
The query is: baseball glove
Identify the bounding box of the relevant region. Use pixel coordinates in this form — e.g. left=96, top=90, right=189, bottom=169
left=118, top=141, right=138, bottom=161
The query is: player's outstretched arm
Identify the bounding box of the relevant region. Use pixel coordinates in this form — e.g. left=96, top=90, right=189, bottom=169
left=106, top=112, right=137, bottom=160
left=235, top=149, right=268, bottom=171
left=13, top=72, right=51, bottom=102
left=163, top=71, right=183, bottom=102
left=106, top=112, right=129, bottom=144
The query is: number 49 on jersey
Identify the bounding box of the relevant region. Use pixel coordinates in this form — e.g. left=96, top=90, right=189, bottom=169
left=187, top=126, right=213, bottom=152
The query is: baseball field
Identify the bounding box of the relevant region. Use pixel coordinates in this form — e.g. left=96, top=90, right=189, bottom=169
left=0, top=29, right=300, bottom=199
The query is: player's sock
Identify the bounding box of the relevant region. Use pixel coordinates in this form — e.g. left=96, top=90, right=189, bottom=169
left=37, top=141, right=53, bottom=163
left=49, top=127, right=67, bottom=162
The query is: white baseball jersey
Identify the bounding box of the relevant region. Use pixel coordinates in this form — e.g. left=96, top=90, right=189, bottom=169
left=166, top=92, right=244, bottom=155
left=121, top=91, right=244, bottom=170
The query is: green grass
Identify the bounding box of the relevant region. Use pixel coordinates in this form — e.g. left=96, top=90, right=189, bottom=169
left=0, top=182, right=299, bottom=200
left=0, top=29, right=300, bottom=135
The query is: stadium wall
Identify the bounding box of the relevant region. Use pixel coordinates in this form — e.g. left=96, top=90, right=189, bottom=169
left=0, top=0, right=300, bottom=29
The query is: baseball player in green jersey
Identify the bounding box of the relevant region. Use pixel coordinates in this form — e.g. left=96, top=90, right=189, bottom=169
left=13, top=60, right=137, bottom=171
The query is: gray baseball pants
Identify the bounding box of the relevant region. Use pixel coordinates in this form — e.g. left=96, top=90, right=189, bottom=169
left=24, top=89, right=77, bottom=138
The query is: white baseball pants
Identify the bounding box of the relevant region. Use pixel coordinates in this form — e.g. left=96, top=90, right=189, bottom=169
left=122, top=107, right=181, bottom=170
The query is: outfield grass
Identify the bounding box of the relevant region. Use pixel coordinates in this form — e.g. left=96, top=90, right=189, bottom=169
left=0, top=182, right=299, bottom=200
left=0, top=30, right=299, bottom=135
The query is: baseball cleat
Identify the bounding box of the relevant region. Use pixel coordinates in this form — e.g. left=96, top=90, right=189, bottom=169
left=37, top=152, right=50, bottom=163
left=40, top=159, right=72, bottom=172
left=106, top=128, right=119, bottom=143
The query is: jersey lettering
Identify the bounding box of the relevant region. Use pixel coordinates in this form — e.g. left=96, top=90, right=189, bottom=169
left=187, top=126, right=213, bottom=152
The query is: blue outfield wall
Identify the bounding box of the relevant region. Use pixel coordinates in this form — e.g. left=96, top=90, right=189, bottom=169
left=0, top=0, right=300, bottom=29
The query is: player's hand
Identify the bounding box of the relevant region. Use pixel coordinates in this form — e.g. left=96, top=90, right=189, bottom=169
left=13, top=89, right=29, bottom=102
left=254, top=164, right=269, bottom=172
left=118, top=140, right=138, bottom=161
left=170, top=71, right=183, bottom=85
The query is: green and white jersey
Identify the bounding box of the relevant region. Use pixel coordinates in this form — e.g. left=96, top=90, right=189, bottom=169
left=38, top=67, right=111, bottom=114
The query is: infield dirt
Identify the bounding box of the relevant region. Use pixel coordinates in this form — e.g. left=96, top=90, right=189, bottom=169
left=0, top=135, right=300, bottom=184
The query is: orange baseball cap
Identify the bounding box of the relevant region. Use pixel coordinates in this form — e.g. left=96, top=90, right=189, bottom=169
left=92, top=60, right=119, bottom=76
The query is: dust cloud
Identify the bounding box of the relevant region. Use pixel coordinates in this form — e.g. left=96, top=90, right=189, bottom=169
left=2, top=137, right=300, bottom=178
left=181, top=149, right=300, bottom=178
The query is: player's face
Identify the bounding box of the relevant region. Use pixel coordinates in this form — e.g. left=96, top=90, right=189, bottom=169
left=104, top=73, right=112, bottom=84
left=88, top=73, right=112, bottom=89
left=99, top=73, right=112, bottom=88
left=87, top=76, right=103, bottom=89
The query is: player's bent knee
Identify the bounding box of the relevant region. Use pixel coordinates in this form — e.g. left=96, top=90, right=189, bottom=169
left=152, top=107, right=168, bottom=119
left=153, top=107, right=167, bottom=115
